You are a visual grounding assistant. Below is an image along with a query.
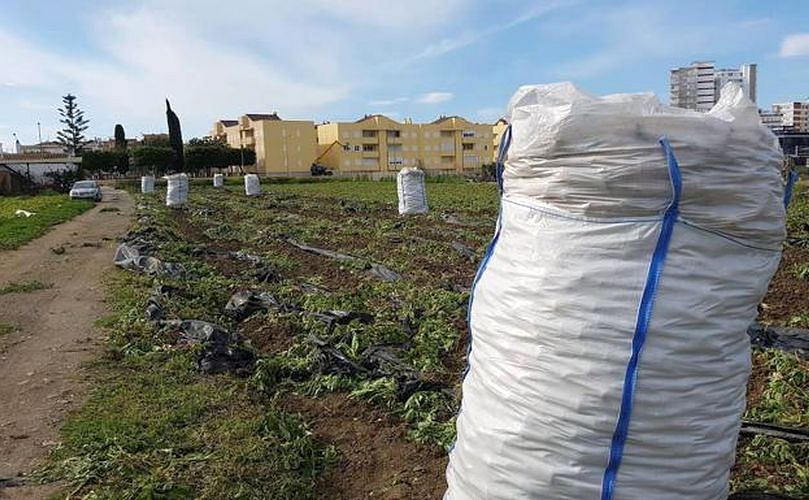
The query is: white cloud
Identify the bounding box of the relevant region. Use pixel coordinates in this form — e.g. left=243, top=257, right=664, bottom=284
left=410, top=0, right=574, bottom=61
left=368, top=97, right=408, bottom=106
left=417, top=92, right=454, bottom=104
left=476, top=107, right=504, bottom=122
left=0, top=0, right=468, bottom=145
left=780, top=33, right=809, bottom=57
left=552, top=5, right=722, bottom=79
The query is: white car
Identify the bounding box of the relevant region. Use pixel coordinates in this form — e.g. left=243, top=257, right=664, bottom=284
left=69, top=180, right=102, bottom=201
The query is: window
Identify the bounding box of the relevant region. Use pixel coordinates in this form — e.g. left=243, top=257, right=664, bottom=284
left=388, top=144, right=402, bottom=152
left=462, top=143, right=474, bottom=151
left=353, top=145, right=361, bottom=152
left=362, top=158, right=377, bottom=167
left=441, top=142, right=454, bottom=152
left=363, top=144, right=377, bottom=152
left=440, top=130, right=453, bottom=138
left=387, top=130, right=401, bottom=139
left=462, top=130, right=475, bottom=138
left=362, top=130, right=378, bottom=138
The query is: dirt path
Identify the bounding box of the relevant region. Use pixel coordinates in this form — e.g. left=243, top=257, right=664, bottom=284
left=0, top=187, right=132, bottom=499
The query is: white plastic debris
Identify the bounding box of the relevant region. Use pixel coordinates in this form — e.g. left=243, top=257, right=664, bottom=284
left=213, top=173, right=224, bottom=188
left=14, top=209, right=35, bottom=217
left=165, top=173, right=188, bottom=207
left=396, top=167, right=428, bottom=215
left=445, top=82, right=786, bottom=500
left=141, top=175, right=155, bottom=194
left=244, top=174, right=261, bottom=196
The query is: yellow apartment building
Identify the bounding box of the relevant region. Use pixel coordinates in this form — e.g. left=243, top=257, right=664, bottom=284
left=420, top=116, right=492, bottom=173
left=316, top=114, right=422, bottom=173
left=316, top=114, right=494, bottom=174
left=492, top=118, right=508, bottom=162
left=211, top=113, right=317, bottom=175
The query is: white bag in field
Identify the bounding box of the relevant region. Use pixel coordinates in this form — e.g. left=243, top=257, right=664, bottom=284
left=213, top=173, right=224, bottom=188
left=244, top=174, right=261, bottom=196
left=397, top=167, right=428, bottom=215
left=165, top=173, right=188, bottom=207
left=141, top=175, right=155, bottom=194
left=445, top=82, right=786, bottom=500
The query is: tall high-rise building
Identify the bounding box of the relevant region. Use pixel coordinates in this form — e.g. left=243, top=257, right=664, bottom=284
left=670, top=61, right=756, bottom=111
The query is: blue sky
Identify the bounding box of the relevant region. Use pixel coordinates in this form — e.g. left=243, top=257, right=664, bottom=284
left=1, top=0, right=808, bottom=151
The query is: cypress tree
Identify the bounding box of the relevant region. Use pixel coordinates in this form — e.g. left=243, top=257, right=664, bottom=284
left=166, top=99, right=184, bottom=173
left=114, top=124, right=126, bottom=150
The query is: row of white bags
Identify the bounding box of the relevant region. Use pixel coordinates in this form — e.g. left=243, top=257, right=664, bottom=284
left=445, top=82, right=787, bottom=499
left=140, top=174, right=258, bottom=205
left=141, top=171, right=429, bottom=212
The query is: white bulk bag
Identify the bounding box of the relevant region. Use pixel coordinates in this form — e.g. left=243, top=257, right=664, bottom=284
left=213, top=173, right=224, bottom=188
left=165, top=173, right=188, bottom=207
left=445, top=82, right=786, bottom=500
left=141, top=175, right=155, bottom=194
left=397, top=167, right=428, bottom=215
left=244, top=174, right=261, bottom=196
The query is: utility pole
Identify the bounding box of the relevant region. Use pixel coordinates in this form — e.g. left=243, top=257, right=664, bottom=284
left=37, top=122, right=42, bottom=152
left=239, top=129, right=245, bottom=173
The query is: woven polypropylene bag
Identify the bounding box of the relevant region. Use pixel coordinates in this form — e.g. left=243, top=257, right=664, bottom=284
left=445, top=82, right=786, bottom=500
left=397, top=167, right=428, bottom=215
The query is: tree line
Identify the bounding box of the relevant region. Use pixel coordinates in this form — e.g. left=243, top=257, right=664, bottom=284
left=56, top=93, right=255, bottom=177
left=81, top=134, right=256, bottom=177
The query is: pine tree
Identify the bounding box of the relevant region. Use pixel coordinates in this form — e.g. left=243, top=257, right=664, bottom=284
left=114, top=124, right=126, bottom=150
left=56, top=94, right=90, bottom=156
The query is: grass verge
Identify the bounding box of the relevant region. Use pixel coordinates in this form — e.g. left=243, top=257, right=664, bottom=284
left=0, top=194, right=93, bottom=250
left=40, top=229, right=335, bottom=498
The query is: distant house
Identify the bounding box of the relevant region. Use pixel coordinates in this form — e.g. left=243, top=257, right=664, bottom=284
left=17, top=141, right=65, bottom=155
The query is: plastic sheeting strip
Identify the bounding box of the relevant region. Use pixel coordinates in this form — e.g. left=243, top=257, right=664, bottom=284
left=600, top=136, right=682, bottom=500
left=784, top=170, right=799, bottom=209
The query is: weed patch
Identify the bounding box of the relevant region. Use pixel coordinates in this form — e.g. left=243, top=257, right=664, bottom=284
left=0, top=279, right=52, bottom=295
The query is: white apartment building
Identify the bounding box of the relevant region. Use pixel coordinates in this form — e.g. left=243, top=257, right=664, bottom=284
left=759, top=109, right=784, bottom=130
left=670, top=61, right=756, bottom=111
left=772, top=102, right=809, bottom=132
